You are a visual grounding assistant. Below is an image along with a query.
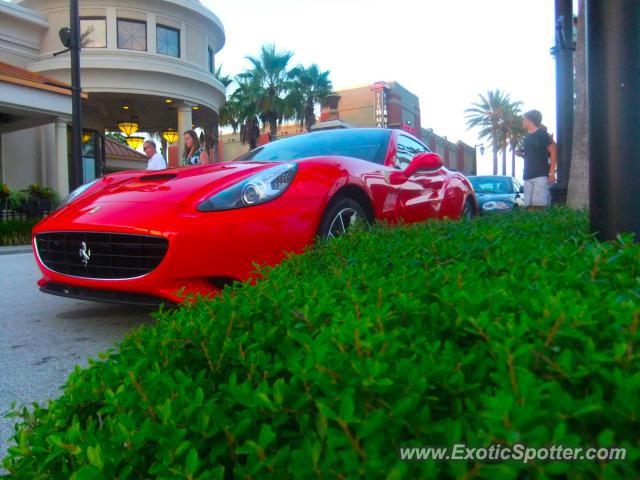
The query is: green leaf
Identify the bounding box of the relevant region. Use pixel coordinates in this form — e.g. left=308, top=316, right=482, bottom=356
left=194, top=387, right=204, bottom=407
left=259, top=424, right=276, bottom=449
left=572, top=404, right=602, bottom=417
left=598, top=429, right=615, bottom=447
left=316, top=402, right=337, bottom=420
left=391, top=397, right=413, bottom=417
left=186, top=448, right=199, bottom=476
left=273, top=379, right=286, bottom=405
left=316, top=412, right=328, bottom=440
left=70, top=465, right=103, bottom=480
left=87, top=445, right=104, bottom=471
left=339, top=393, right=354, bottom=421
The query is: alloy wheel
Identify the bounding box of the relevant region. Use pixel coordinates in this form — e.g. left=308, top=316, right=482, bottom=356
left=326, top=208, right=358, bottom=239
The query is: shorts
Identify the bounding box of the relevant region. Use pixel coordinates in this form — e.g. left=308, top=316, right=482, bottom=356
left=524, top=176, right=550, bottom=207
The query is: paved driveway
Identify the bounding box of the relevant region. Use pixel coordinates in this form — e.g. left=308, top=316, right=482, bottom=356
left=0, top=250, right=154, bottom=460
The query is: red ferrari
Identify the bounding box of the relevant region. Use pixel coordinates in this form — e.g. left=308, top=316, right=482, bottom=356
left=32, top=128, right=476, bottom=306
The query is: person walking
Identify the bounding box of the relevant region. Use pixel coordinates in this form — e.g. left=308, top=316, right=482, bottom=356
left=521, top=110, right=557, bottom=208
left=182, top=130, right=209, bottom=166
left=143, top=139, right=167, bottom=170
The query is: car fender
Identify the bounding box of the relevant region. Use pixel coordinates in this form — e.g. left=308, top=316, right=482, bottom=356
left=440, top=172, right=477, bottom=217
left=290, top=158, right=376, bottom=233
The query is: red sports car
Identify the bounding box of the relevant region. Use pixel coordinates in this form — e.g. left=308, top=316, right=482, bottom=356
left=32, top=128, right=476, bottom=306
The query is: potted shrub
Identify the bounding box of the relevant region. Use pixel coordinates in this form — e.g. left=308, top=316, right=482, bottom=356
left=21, top=184, right=58, bottom=217
left=0, top=184, right=27, bottom=220
left=0, top=183, right=8, bottom=211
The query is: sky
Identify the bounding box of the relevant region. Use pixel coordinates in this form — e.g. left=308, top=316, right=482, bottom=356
left=205, top=0, right=560, bottom=177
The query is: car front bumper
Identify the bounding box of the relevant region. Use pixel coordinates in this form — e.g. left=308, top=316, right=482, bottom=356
left=33, top=196, right=325, bottom=304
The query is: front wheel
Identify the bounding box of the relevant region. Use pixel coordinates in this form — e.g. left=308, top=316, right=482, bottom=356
left=461, top=198, right=475, bottom=220
left=317, top=197, right=368, bottom=240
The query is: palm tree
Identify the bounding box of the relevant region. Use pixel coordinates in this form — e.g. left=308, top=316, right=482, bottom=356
left=219, top=98, right=241, bottom=133
left=465, top=90, right=513, bottom=175
left=503, top=103, right=525, bottom=177
left=568, top=0, right=588, bottom=209
left=243, top=44, right=295, bottom=139
left=497, top=122, right=509, bottom=176
left=215, top=65, right=233, bottom=89
left=230, top=74, right=264, bottom=149
left=289, top=64, right=333, bottom=131
left=208, top=66, right=234, bottom=162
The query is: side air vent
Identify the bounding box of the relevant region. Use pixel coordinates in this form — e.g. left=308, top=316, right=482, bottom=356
left=139, top=173, right=178, bottom=181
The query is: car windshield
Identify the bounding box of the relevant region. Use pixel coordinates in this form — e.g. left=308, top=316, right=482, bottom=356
left=469, top=176, right=513, bottom=194
left=234, top=129, right=391, bottom=164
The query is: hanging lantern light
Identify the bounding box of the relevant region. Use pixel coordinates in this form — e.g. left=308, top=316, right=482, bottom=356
left=118, top=121, right=139, bottom=137
left=126, top=135, right=145, bottom=150
left=162, top=128, right=179, bottom=144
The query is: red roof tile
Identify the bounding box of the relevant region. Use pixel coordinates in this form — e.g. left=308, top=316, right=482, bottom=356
left=104, top=136, right=148, bottom=163
left=0, top=60, right=86, bottom=97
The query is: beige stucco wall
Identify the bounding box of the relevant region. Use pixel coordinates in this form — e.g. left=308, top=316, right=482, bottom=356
left=185, top=24, right=206, bottom=66
left=222, top=140, right=250, bottom=163
left=2, top=124, right=58, bottom=190
left=0, top=2, right=48, bottom=67
left=335, top=87, right=376, bottom=128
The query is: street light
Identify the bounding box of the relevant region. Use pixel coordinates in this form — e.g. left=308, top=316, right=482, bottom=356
left=162, top=129, right=179, bottom=144
left=475, top=143, right=485, bottom=156
left=126, top=135, right=145, bottom=150
left=53, top=0, right=83, bottom=189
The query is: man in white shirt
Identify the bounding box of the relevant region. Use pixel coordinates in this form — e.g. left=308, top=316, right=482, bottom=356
left=143, top=140, right=167, bottom=170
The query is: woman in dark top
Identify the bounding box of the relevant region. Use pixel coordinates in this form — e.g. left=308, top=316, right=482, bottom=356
left=182, top=130, right=209, bottom=166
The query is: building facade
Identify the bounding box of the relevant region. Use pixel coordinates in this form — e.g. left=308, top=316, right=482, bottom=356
left=325, top=81, right=421, bottom=136
left=220, top=81, right=476, bottom=175
left=422, top=128, right=477, bottom=175
left=0, top=0, right=226, bottom=196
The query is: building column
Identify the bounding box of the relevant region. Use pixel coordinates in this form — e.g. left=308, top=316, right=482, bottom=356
left=54, top=119, right=70, bottom=196
left=177, top=104, right=192, bottom=165
left=106, top=7, right=117, bottom=48
left=147, top=13, right=157, bottom=54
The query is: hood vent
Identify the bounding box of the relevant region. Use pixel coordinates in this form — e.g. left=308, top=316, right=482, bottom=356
left=139, top=173, right=178, bottom=182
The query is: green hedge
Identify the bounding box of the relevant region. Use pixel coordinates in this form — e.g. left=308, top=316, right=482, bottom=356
left=3, top=209, right=640, bottom=479
left=0, top=220, right=37, bottom=246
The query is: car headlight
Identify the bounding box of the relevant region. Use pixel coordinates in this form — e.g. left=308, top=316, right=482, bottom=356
left=57, top=178, right=100, bottom=209
left=482, top=201, right=512, bottom=211
left=197, top=163, right=298, bottom=212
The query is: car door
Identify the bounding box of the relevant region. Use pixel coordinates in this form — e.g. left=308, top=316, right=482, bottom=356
left=391, top=134, right=445, bottom=221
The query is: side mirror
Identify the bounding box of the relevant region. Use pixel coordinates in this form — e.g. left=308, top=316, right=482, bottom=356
left=388, top=153, right=444, bottom=185
left=405, top=153, right=444, bottom=177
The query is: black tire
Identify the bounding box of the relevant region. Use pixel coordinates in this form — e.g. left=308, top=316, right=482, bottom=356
left=317, top=197, right=368, bottom=240
left=461, top=198, right=475, bottom=220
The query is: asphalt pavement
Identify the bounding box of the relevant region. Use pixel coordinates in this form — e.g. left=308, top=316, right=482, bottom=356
left=0, top=250, right=155, bottom=461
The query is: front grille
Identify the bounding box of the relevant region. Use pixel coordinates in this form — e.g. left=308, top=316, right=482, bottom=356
left=35, top=232, right=168, bottom=279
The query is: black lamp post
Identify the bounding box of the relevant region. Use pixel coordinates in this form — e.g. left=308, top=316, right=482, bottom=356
left=550, top=0, right=574, bottom=205
left=586, top=0, right=640, bottom=241
left=69, top=0, right=83, bottom=189
left=55, top=0, right=83, bottom=189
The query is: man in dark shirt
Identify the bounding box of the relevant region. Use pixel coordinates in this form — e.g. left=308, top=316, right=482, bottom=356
left=521, top=110, right=557, bottom=208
